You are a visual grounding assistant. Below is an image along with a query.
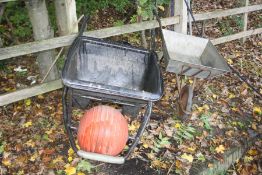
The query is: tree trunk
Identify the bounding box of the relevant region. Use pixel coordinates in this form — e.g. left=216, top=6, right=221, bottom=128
left=25, top=0, right=58, bottom=82
left=0, top=4, right=5, bottom=47
left=54, top=0, right=78, bottom=36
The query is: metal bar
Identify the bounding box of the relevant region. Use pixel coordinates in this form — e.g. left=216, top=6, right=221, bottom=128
left=191, top=70, right=203, bottom=77
left=77, top=150, right=125, bottom=164
left=63, top=87, right=78, bottom=153
left=125, top=101, right=152, bottom=158
left=80, top=95, right=102, bottom=101
left=180, top=67, right=191, bottom=75
left=69, top=125, right=78, bottom=132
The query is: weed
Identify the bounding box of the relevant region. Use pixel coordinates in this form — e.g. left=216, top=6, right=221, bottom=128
left=76, top=0, right=130, bottom=16
left=232, top=15, right=244, bottom=29
left=16, top=70, right=28, bottom=77
left=77, top=160, right=94, bottom=173
left=137, top=0, right=169, bottom=20
left=153, top=132, right=170, bottom=152
left=56, top=55, right=65, bottom=71
left=218, top=20, right=234, bottom=36
left=3, top=1, right=32, bottom=40
left=174, top=123, right=196, bottom=144
left=200, top=114, right=212, bottom=131
left=113, top=20, right=125, bottom=27
left=0, top=145, right=4, bottom=154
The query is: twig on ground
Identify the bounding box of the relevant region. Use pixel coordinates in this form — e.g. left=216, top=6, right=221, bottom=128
left=167, top=161, right=175, bottom=175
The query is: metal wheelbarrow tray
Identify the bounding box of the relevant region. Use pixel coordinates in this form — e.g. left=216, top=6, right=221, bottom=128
left=62, top=36, right=163, bottom=102
left=162, top=29, right=230, bottom=79
left=62, top=34, right=163, bottom=164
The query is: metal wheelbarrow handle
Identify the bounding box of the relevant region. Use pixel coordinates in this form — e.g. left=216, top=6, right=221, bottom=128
left=78, top=15, right=89, bottom=37
left=77, top=150, right=125, bottom=164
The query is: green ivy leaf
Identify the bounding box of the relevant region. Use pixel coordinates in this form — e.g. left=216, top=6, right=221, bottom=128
left=77, top=160, right=93, bottom=173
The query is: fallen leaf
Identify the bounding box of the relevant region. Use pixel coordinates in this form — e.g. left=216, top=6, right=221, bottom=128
left=65, top=166, right=76, bottom=175
left=187, top=147, right=196, bottom=153
left=215, top=145, right=225, bottom=154
left=128, top=121, right=140, bottom=132
left=244, top=156, right=253, bottom=163
left=25, top=139, right=35, bottom=148
left=2, top=158, right=11, bottom=167
left=53, top=156, right=64, bottom=164
left=231, top=107, right=238, bottom=112
left=158, top=5, right=165, bottom=11
left=37, top=95, right=45, bottom=99
left=248, top=149, right=258, bottom=156
left=68, top=148, right=74, bottom=157
left=208, top=163, right=214, bottom=168
left=146, top=152, right=155, bottom=160
left=241, top=89, right=248, bottom=96
left=25, top=99, right=31, bottom=106
left=253, top=106, right=262, bottom=115
left=197, top=105, right=209, bottom=112
left=43, top=148, right=55, bottom=155
left=176, top=160, right=182, bottom=169
left=252, top=123, right=257, bottom=130
left=143, top=143, right=149, bottom=148
left=151, top=159, right=168, bottom=169
left=174, top=123, right=181, bottom=129
left=77, top=173, right=85, bottom=175
left=30, top=152, right=38, bottom=162
left=181, top=153, right=194, bottom=163
left=228, top=93, right=235, bottom=99
left=23, top=121, right=32, bottom=128
left=45, top=129, right=53, bottom=135
left=68, top=156, right=73, bottom=162
left=227, top=58, right=233, bottom=64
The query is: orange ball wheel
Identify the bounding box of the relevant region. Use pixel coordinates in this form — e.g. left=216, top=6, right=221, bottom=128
left=77, top=105, right=128, bottom=156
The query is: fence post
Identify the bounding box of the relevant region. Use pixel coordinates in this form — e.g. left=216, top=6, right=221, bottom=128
left=174, top=0, right=187, bottom=34
left=241, top=0, right=249, bottom=43
left=54, top=0, right=78, bottom=36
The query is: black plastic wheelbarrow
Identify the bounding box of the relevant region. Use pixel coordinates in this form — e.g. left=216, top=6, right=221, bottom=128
left=62, top=17, right=163, bottom=164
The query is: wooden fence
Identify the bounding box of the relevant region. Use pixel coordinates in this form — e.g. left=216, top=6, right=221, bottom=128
left=0, top=1, right=261, bottom=106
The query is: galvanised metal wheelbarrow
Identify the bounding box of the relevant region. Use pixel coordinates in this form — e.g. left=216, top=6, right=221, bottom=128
left=155, top=12, right=231, bottom=118
left=62, top=16, right=164, bottom=164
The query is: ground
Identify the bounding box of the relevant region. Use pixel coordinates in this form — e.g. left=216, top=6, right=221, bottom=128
left=0, top=1, right=262, bottom=175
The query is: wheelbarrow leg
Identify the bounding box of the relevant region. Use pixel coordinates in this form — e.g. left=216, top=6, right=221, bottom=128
left=62, top=87, right=78, bottom=153
left=125, top=101, right=152, bottom=159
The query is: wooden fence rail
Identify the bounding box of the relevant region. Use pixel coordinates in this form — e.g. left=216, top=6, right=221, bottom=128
left=0, top=16, right=179, bottom=61
left=211, top=27, right=262, bottom=45
left=194, top=4, right=262, bottom=21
